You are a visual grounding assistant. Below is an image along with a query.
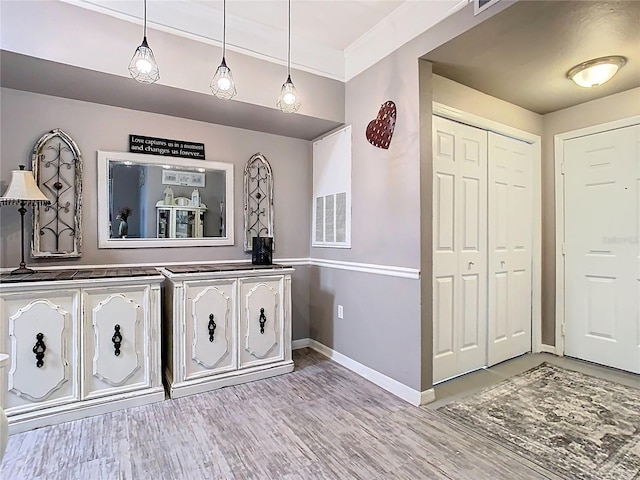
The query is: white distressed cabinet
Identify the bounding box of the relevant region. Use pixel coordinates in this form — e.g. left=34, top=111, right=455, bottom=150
left=162, top=264, right=294, bottom=398
left=0, top=269, right=164, bottom=434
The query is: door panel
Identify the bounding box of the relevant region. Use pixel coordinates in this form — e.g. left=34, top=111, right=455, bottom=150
left=433, top=116, right=488, bottom=382
left=436, top=173, right=455, bottom=250
left=1, top=292, right=79, bottom=412
left=239, top=277, right=284, bottom=368
left=461, top=274, right=480, bottom=349
left=434, top=276, right=455, bottom=359
left=83, top=288, right=149, bottom=399
left=185, top=280, right=236, bottom=380
left=564, top=123, right=640, bottom=374
left=487, top=132, right=533, bottom=366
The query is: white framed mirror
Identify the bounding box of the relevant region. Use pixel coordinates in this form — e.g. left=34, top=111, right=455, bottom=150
left=97, top=150, right=234, bottom=248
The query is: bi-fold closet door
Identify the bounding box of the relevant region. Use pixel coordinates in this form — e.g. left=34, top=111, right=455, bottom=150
left=432, top=115, right=533, bottom=383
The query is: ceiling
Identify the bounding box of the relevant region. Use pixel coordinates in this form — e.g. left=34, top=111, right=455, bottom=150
left=193, top=0, right=405, bottom=50
left=423, top=0, right=640, bottom=114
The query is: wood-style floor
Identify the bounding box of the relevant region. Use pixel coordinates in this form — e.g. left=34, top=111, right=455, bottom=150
left=1, top=349, right=584, bottom=479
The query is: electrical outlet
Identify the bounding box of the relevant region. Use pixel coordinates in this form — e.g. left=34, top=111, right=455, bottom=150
left=337, top=305, right=344, bottom=319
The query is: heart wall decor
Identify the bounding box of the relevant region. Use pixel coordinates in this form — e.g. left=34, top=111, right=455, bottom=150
left=366, top=100, right=397, bottom=150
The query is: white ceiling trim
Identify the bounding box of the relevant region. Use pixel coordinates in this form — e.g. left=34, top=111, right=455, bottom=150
left=344, top=0, right=469, bottom=81
left=63, top=0, right=345, bottom=80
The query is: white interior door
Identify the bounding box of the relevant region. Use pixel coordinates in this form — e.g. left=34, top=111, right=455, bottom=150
left=564, top=124, right=640, bottom=374
left=433, top=116, right=488, bottom=383
left=487, top=132, right=533, bottom=366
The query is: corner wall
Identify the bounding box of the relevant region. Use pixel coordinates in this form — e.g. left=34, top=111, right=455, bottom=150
left=309, top=2, right=514, bottom=393
left=541, top=87, right=640, bottom=345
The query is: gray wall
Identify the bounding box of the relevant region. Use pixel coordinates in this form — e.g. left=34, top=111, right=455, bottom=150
left=0, top=87, right=312, bottom=340
left=309, top=2, right=513, bottom=392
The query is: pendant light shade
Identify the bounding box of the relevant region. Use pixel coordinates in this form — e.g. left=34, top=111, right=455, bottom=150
left=277, top=75, right=301, bottom=113
left=211, top=0, right=236, bottom=99
left=129, top=0, right=160, bottom=84
left=567, top=56, right=627, bottom=88
left=277, top=0, right=301, bottom=113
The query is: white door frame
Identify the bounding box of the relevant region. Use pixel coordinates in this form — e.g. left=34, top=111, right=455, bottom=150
left=432, top=102, right=543, bottom=353
left=554, top=115, right=640, bottom=356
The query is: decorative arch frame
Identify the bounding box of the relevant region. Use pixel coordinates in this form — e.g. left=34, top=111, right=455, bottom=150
left=243, top=153, right=274, bottom=252
left=31, top=128, right=83, bottom=258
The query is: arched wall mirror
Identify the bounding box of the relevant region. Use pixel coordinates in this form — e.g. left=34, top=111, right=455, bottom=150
left=31, top=128, right=83, bottom=258
left=97, top=151, right=234, bottom=248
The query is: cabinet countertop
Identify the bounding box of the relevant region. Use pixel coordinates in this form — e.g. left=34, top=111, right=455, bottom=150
left=162, top=263, right=290, bottom=274
left=0, top=266, right=162, bottom=284
left=1, top=263, right=291, bottom=284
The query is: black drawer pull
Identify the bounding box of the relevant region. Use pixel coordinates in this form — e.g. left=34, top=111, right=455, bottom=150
left=33, top=332, right=46, bottom=368
left=259, top=308, right=267, bottom=334
left=112, top=324, right=122, bottom=356
left=208, top=313, right=216, bottom=342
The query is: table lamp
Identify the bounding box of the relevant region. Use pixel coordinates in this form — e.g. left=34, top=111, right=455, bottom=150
left=0, top=165, right=51, bottom=274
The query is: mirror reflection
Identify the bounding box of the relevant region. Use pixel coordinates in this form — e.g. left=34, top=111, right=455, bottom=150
left=109, top=162, right=226, bottom=239
left=97, top=151, right=234, bottom=248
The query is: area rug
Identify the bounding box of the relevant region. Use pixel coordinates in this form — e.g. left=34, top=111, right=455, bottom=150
left=438, top=363, right=640, bottom=480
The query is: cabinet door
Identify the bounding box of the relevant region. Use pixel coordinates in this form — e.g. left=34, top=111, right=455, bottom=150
left=184, top=280, right=236, bottom=380
left=1, top=291, right=79, bottom=413
left=82, top=287, right=149, bottom=399
left=239, top=277, right=284, bottom=368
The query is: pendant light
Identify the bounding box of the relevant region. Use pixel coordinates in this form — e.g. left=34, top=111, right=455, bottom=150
left=210, top=0, right=237, bottom=99
left=277, top=0, right=301, bottom=113
left=567, top=56, right=627, bottom=88
left=128, top=0, right=160, bottom=84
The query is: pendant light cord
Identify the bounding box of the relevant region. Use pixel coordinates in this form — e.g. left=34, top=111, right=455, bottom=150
left=143, top=0, right=147, bottom=38
left=223, top=0, right=227, bottom=58
left=287, top=0, right=291, bottom=76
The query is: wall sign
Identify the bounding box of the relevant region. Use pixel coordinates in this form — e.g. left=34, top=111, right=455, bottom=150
left=129, top=134, right=205, bottom=159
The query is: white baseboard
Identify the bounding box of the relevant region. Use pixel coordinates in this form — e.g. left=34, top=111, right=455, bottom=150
left=304, top=338, right=433, bottom=406
left=538, top=344, right=557, bottom=354
left=291, top=338, right=311, bottom=350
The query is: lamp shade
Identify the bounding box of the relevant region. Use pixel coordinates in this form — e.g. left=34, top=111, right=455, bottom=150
left=0, top=166, right=50, bottom=205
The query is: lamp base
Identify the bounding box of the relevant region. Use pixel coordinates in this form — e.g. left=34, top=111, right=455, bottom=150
left=10, top=266, right=35, bottom=275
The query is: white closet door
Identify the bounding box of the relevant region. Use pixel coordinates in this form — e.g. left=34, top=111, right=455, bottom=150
left=487, top=132, right=533, bottom=366
left=433, top=116, right=488, bottom=383
left=564, top=124, right=640, bottom=374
